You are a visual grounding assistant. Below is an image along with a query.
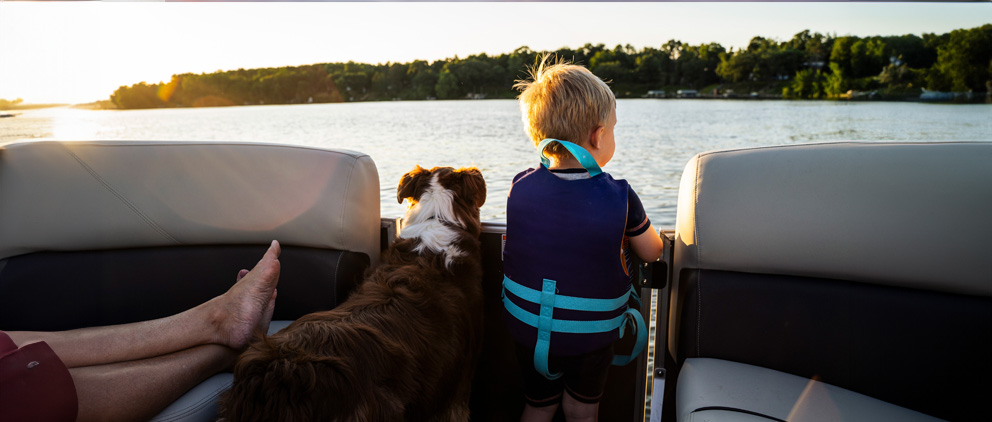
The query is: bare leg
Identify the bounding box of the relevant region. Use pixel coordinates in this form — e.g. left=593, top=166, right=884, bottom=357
left=561, top=391, right=598, bottom=422
left=72, top=344, right=237, bottom=422
left=7, top=240, right=281, bottom=368
left=521, top=402, right=559, bottom=422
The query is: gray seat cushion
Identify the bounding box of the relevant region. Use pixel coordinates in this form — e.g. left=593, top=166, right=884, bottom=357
left=677, top=358, right=943, bottom=422
left=150, top=321, right=294, bottom=422
left=686, top=409, right=778, bottom=422
left=150, top=373, right=233, bottom=422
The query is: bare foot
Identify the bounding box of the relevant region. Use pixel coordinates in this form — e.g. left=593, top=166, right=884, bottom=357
left=212, top=240, right=281, bottom=350
left=235, top=269, right=277, bottom=336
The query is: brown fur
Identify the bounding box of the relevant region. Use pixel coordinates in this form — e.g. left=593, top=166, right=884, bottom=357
left=221, top=166, right=486, bottom=422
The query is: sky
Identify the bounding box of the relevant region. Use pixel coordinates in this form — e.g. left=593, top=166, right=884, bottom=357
left=1, top=2, right=990, bottom=104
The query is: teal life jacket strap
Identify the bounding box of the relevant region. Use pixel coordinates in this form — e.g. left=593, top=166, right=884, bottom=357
left=538, top=138, right=603, bottom=177
left=503, top=273, right=631, bottom=312
left=502, top=275, right=648, bottom=380
left=611, top=307, right=648, bottom=367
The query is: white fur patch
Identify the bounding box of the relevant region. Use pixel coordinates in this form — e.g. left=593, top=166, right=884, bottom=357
left=399, top=173, right=465, bottom=268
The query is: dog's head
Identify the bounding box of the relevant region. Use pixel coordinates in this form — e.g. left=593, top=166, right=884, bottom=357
left=397, top=166, right=486, bottom=237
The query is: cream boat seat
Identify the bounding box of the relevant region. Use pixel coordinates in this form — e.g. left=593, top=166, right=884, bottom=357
left=668, top=142, right=992, bottom=422
left=0, top=140, right=381, bottom=421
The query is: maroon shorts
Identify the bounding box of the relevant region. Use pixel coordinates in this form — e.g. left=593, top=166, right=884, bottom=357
left=0, top=330, right=78, bottom=422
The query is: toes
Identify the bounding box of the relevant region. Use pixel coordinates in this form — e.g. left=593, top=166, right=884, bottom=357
left=245, top=241, right=282, bottom=286
left=264, top=240, right=281, bottom=260
left=236, top=269, right=250, bottom=282
left=251, top=240, right=282, bottom=276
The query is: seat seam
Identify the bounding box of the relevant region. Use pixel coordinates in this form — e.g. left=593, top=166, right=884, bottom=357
left=691, top=406, right=787, bottom=422
left=332, top=251, right=344, bottom=306
left=693, top=154, right=701, bottom=267
left=339, top=156, right=359, bottom=256
left=60, top=144, right=179, bottom=244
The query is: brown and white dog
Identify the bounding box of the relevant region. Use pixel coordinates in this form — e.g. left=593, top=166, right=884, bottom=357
left=221, top=166, right=486, bottom=422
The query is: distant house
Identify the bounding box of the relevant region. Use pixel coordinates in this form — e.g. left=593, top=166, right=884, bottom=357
left=645, top=90, right=666, bottom=98
left=676, top=89, right=698, bottom=98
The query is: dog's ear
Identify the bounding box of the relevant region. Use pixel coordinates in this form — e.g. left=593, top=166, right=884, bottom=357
left=455, top=167, right=487, bottom=209
left=397, top=165, right=430, bottom=204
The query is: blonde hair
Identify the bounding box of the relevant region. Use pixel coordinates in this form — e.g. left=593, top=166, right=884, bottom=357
left=514, top=55, right=616, bottom=161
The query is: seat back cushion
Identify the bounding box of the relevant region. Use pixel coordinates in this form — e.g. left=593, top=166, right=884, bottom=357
left=0, top=140, right=381, bottom=263
left=670, top=142, right=992, bottom=421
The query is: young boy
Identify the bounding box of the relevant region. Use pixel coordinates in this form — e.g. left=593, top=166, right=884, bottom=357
left=502, top=57, right=665, bottom=422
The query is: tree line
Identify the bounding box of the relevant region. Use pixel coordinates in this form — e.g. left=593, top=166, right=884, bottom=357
left=0, top=98, right=24, bottom=108
left=110, top=24, right=991, bottom=109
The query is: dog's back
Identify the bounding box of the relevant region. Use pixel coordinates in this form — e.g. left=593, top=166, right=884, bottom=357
left=222, top=166, right=486, bottom=421
left=222, top=245, right=483, bottom=421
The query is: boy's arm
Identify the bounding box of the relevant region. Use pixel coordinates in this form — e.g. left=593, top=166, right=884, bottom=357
left=630, top=225, right=664, bottom=262
left=625, top=186, right=663, bottom=262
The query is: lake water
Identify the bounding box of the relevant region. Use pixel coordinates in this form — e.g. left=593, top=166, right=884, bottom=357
left=3, top=99, right=989, bottom=227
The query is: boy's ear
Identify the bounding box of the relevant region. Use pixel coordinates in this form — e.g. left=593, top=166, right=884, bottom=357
left=589, top=126, right=605, bottom=150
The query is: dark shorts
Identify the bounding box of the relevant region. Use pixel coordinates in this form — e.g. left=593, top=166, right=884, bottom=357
left=515, top=342, right=615, bottom=407
left=0, top=330, right=78, bottom=422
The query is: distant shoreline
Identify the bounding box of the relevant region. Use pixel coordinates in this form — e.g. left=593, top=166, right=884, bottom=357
left=7, top=93, right=989, bottom=113
left=77, top=94, right=992, bottom=111
left=0, top=103, right=68, bottom=112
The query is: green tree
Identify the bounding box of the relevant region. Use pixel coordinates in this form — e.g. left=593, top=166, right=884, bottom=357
left=830, top=36, right=857, bottom=77
left=933, top=24, right=992, bottom=92
left=825, top=63, right=848, bottom=96
left=591, top=60, right=625, bottom=85
left=407, top=60, right=438, bottom=99
left=717, top=48, right=756, bottom=83
left=850, top=37, right=888, bottom=78
left=785, top=69, right=826, bottom=99
left=634, top=48, right=669, bottom=84
left=435, top=69, right=461, bottom=99
left=507, top=46, right=537, bottom=82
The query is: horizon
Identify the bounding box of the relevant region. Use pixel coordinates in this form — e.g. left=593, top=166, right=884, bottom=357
left=2, top=2, right=990, bottom=104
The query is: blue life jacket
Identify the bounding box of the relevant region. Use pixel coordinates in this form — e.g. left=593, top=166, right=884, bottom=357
left=503, top=139, right=648, bottom=380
